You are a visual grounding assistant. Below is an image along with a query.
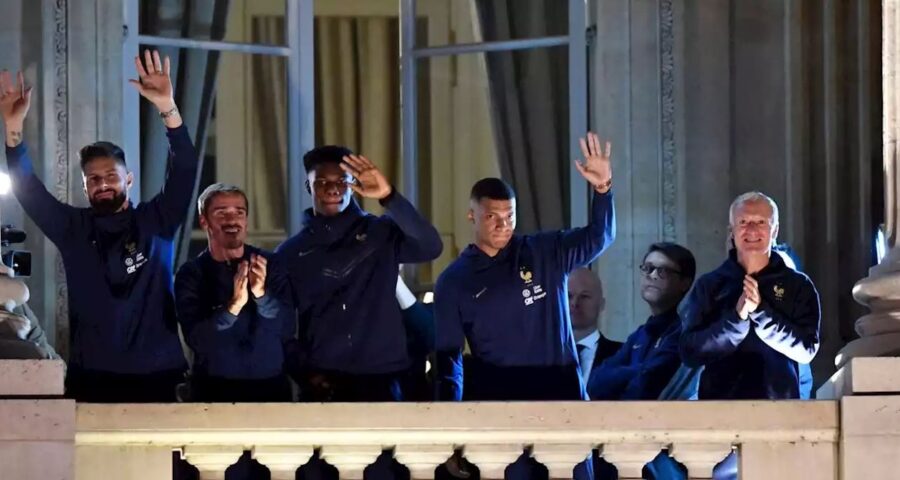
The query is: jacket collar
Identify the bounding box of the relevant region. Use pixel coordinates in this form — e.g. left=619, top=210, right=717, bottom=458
left=719, top=248, right=787, bottom=280
left=301, top=199, right=368, bottom=243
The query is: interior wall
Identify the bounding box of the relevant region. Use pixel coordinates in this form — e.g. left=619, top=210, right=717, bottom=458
left=591, top=0, right=881, bottom=386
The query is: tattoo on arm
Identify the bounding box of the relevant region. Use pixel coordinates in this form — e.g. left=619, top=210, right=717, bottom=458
left=7, top=131, right=22, bottom=147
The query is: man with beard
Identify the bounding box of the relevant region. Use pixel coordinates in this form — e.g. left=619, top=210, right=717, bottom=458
left=680, top=192, right=821, bottom=400
left=1, top=50, right=197, bottom=402
left=274, top=146, right=442, bottom=402
left=175, top=184, right=293, bottom=402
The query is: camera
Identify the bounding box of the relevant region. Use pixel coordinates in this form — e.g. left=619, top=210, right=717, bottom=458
left=1, top=225, right=31, bottom=277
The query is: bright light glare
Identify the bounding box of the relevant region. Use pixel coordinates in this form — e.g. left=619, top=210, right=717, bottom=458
left=0, top=173, right=10, bottom=195
left=0, top=173, right=12, bottom=195
left=876, top=227, right=887, bottom=264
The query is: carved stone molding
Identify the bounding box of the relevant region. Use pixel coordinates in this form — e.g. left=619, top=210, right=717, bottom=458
left=51, top=0, right=69, bottom=354
left=659, top=0, right=677, bottom=242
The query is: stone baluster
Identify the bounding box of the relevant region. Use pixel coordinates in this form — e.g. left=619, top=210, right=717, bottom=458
left=181, top=445, right=244, bottom=480
left=253, top=445, right=314, bottom=480
left=667, top=443, right=733, bottom=479
left=598, top=442, right=665, bottom=479
left=394, top=444, right=456, bottom=479
left=463, top=444, right=525, bottom=479
left=531, top=443, right=593, bottom=479
left=319, top=444, right=383, bottom=479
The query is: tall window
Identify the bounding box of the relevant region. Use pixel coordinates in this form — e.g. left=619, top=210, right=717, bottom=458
left=122, top=0, right=589, bottom=289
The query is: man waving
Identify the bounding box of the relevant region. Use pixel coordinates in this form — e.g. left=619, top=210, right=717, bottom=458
left=1, top=50, right=198, bottom=402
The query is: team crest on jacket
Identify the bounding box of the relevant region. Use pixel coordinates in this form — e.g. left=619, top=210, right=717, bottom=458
left=519, top=267, right=545, bottom=306
left=520, top=268, right=533, bottom=283
left=773, top=284, right=785, bottom=300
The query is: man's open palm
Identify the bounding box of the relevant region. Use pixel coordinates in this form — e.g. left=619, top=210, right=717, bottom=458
left=0, top=71, right=32, bottom=126
left=341, top=154, right=393, bottom=200
left=575, top=132, right=612, bottom=191
left=128, top=49, right=175, bottom=108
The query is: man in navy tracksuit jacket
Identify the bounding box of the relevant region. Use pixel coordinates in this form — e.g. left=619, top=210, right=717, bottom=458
left=274, top=146, right=442, bottom=402
left=175, top=184, right=293, bottom=402
left=1, top=53, right=194, bottom=402
left=680, top=192, right=821, bottom=400
left=586, top=243, right=696, bottom=480
left=434, top=133, right=615, bottom=402
left=587, top=242, right=695, bottom=401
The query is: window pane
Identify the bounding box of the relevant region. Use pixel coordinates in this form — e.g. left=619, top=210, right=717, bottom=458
left=417, top=46, right=570, bottom=284
left=313, top=15, right=402, bottom=215
left=139, top=0, right=287, bottom=47
left=414, top=0, right=568, bottom=47
left=136, top=47, right=288, bottom=262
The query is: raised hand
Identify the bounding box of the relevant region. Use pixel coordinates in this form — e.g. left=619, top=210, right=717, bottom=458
left=340, top=154, right=393, bottom=200
left=228, top=260, right=250, bottom=316
left=575, top=132, right=613, bottom=193
left=128, top=49, right=176, bottom=112
left=736, top=275, right=761, bottom=320
left=248, top=254, right=267, bottom=299
left=0, top=71, right=33, bottom=144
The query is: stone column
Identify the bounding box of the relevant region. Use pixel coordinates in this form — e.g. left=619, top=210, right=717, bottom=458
left=834, top=0, right=900, bottom=366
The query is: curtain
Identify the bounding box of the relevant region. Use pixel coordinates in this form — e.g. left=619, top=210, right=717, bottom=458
left=315, top=17, right=400, bottom=215
left=250, top=17, right=288, bottom=234
left=475, top=0, right=570, bottom=232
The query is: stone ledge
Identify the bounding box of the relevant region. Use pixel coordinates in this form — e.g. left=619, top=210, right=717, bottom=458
left=0, top=360, right=65, bottom=396
left=817, top=357, right=900, bottom=399
left=0, top=399, right=76, bottom=441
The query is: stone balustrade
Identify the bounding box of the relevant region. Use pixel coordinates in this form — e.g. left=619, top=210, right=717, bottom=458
left=6, top=359, right=900, bottom=479
left=74, top=400, right=838, bottom=480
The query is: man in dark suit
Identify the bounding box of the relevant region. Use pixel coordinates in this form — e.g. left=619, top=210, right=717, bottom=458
left=568, top=267, right=622, bottom=385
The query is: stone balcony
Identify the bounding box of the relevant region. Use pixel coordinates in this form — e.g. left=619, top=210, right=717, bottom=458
left=4, top=359, right=900, bottom=479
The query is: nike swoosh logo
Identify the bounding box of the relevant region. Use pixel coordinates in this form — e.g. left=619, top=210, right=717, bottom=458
left=297, top=249, right=315, bottom=257
left=475, top=287, right=487, bottom=298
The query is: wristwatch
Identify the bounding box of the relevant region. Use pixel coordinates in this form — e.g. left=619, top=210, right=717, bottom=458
left=159, top=106, right=179, bottom=118
left=595, top=179, right=612, bottom=193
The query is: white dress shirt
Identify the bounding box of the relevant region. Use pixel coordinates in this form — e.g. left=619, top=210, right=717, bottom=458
left=576, top=330, right=601, bottom=383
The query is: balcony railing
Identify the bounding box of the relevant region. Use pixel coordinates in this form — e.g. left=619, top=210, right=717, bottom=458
left=3, top=358, right=900, bottom=480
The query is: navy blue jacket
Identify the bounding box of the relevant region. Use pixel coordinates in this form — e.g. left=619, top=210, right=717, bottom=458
left=175, top=245, right=293, bottom=379
left=403, top=301, right=435, bottom=359
left=680, top=251, right=821, bottom=399
left=274, top=192, right=442, bottom=375
left=6, top=126, right=196, bottom=374
left=587, top=309, right=682, bottom=400
left=435, top=190, right=615, bottom=401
